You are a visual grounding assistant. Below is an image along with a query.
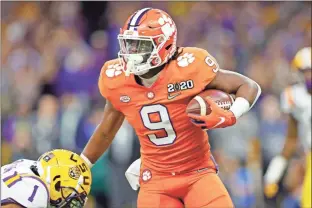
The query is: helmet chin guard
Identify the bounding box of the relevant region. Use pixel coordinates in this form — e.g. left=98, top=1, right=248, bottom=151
left=125, top=54, right=147, bottom=76
left=118, top=33, right=166, bottom=76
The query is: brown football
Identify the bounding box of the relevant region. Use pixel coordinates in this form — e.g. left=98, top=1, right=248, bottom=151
left=186, top=90, right=235, bottom=116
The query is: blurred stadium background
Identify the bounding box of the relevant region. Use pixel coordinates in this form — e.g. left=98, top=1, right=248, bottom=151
left=0, top=1, right=311, bottom=208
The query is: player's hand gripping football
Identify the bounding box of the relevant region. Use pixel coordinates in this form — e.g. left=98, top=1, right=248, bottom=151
left=187, top=96, right=236, bottom=130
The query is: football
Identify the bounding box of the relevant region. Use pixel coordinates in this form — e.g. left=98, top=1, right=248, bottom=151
left=186, top=90, right=235, bottom=116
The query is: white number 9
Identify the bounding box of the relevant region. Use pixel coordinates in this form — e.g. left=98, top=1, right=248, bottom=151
left=140, top=104, right=177, bottom=146
left=205, top=56, right=219, bottom=73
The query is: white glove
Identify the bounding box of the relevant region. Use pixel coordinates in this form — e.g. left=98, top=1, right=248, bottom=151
left=264, top=155, right=288, bottom=184
left=125, top=158, right=141, bottom=190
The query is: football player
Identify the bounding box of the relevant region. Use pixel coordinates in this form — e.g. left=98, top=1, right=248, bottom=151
left=1, top=149, right=92, bottom=208
left=81, top=8, right=261, bottom=207
left=264, top=47, right=311, bottom=208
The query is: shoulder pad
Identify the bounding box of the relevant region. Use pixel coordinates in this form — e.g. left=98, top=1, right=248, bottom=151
left=280, top=86, right=295, bottom=113
left=280, top=84, right=307, bottom=113
left=2, top=174, right=49, bottom=207
left=178, top=47, right=218, bottom=62
left=98, top=59, right=127, bottom=97
left=174, top=47, right=219, bottom=88
left=102, top=59, right=124, bottom=79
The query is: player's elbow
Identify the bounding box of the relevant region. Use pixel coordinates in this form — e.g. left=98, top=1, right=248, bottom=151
left=240, top=77, right=261, bottom=107
left=250, top=79, right=262, bottom=101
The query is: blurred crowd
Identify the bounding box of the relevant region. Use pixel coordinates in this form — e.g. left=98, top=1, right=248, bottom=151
left=1, top=1, right=311, bottom=208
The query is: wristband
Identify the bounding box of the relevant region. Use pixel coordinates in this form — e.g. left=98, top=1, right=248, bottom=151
left=80, top=154, right=94, bottom=168
left=229, top=82, right=261, bottom=119
left=229, top=97, right=250, bottom=119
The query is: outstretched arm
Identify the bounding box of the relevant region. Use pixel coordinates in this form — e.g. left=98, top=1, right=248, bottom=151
left=264, top=114, right=298, bottom=197
left=280, top=115, right=298, bottom=159
left=81, top=101, right=125, bottom=166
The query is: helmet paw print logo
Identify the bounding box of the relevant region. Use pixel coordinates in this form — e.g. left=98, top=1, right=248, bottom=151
left=158, top=15, right=176, bottom=38
left=142, top=169, right=152, bottom=182
left=177, top=53, right=195, bottom=67
left=106, top=64, right=123, bottom=78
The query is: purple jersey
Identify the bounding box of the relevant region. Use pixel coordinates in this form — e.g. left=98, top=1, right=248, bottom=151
left=1, top=159, right=49, bottom=207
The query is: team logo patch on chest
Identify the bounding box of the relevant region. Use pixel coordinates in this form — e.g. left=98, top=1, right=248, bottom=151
left=147, top=92, right=155, bottom=99
left=120, top=95, right=131, bottom=103
left=167, top=80, right=194, bottom=100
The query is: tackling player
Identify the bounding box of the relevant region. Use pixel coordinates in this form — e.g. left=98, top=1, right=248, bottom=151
left=81, top=8, right=261, bottom=207
left=264, top=47, right=311, bottom=208
left=1, top=149, right=92, bottom=208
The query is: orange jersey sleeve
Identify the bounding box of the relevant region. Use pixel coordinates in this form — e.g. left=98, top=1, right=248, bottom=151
left=98, top=63, right=107, bottom=98
left=178, top=47, right=219, bottom=91
left=98, top=59, right=127, bottom=111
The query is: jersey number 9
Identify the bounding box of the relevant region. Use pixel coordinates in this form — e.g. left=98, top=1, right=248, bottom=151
left=140, top=104, right=177, bottom=146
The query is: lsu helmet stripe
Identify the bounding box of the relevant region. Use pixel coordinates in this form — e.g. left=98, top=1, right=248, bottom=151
left=128, top=8, right=152, bottom=31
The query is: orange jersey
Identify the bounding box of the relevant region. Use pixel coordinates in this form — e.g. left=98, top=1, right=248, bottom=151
left=99, top=47, right=219, bottom=173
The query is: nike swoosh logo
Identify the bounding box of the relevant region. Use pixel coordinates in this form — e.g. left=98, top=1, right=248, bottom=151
left=210, top=117, right=225, bottom=129
left=167, top=92, right=181, bottom=100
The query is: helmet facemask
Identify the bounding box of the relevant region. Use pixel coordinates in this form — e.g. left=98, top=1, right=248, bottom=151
left=38, top=164, right=89, bottom=208
left=118, top=33, right=167, bottom=76
left=49, top=183, right=87, bottom=208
